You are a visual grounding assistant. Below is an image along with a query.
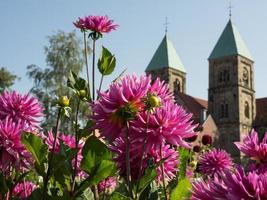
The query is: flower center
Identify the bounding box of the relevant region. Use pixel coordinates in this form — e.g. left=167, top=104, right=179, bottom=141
left=110, top=102, right=139, bottom=126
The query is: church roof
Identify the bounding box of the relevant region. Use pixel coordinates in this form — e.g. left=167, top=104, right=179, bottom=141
left=209, top=19, right=253, bottom=61
left=255, top=97, right=267, bottom=122
left=175, top=92, right=208, bottom=123
left=146, top=34, right=186, bottom=73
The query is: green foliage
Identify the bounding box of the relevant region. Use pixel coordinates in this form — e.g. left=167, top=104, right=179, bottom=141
left=21, top=132, right=48, bottom=176
left=110, top=192, right=131, bottom=200
left=26, top=31, right=89, bottom=132
left=0, top=173, right=8, bottom=196
left=67, top=71, right=90, bottom=101
left=170, top=178, right=192, bottom=200
left=75, top=136, right=117, bottom=196
left=137, top=167, right=157, bottom=195
left=98, top=46, right=116, bottom=76
left=51, top=142, right=77, bottom=190
left=0, top=67, right=18, bottom=93
left=178, top=148, right=190, bottom=181
left=81, top=136, right=113, bottom=174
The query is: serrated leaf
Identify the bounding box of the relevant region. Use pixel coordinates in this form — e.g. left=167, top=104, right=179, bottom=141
left=81, top=135, right=112, bottom=174
left=98, top=46, right=116, bottom=76
left=21, top=132, right=48, bottom=176
left=75, top=136, right=117, bottom=196
left=170, top=178, right=192, bottom=200
left=138, top=167, right=157, bottom=194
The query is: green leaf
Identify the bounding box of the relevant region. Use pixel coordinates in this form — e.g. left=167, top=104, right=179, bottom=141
left=98, top=46, right=116, bottom=76
left=79, top=120, right=94, bottom=138
left=0, top=173, right=8, bottom=195
left=138, top=167, right=157, bottom=194
left=81, top=135, right=112, bottom=174
left=51, top=142, right=77, bottom=189
left=28, top=188, right=43, bottom=200
left=75, top=136, right=117, bottom=196
left=21, top=132, right=48, bottom=176
left=178, top=148, right=190, bottom=181
left=67, top=71, right=90, bottom=101
left=110, top=192, right=131, bottom=200
left=170, top=178, right=192, bottom=200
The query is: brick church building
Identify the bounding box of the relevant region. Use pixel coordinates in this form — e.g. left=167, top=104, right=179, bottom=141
left=145, top=19, right=267, bottom=160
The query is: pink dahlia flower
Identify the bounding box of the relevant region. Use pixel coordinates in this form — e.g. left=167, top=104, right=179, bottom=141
left=199, top=149, right=232, bottom=176
left=93, top=74, right=151, bottom=142
left=192, top=167, right=267, bottom=200
left=110, top=137, right=178, bottom=183
left=0, top=118, right=31, bottom=172
left=132, top=101, right=196, bottom=149
left=0, top=91, right=43, bottom=128
left=223, top=167, right=267, bottom=199
left=192, top=178, right=227, bottom=200
left=247, top=163, right=267, bottom=174
left=235, top=129, right=267, bottom=162
left=13, top=181, right=37, bottom=199
left=149, top=144, right=178, bottom=183
left=98, top=177, right=117, bottom=193
left=148, top=78, right=174, bottom=104
left=110, top=137, right=146, bottom=180
left=45, top=131, right=60, bottom=153
left=74, top=15, right=118, bottom=34
left=44, top=131, right=85, bottom=178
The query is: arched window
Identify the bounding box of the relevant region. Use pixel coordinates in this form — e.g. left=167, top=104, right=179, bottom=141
left=219, top=72, right=223, bottom=82
left=220, top=103, right=229, bottom=118
left=224, top=70, right=230, bottom=81
left=245, top=101, right=250, bottom=118
left=218, top=70, right=229, bottom=82
left=173, top=79, right=180, bottom=92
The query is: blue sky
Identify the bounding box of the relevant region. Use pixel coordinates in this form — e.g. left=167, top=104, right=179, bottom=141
left=1, top=0, right=267, bottom=99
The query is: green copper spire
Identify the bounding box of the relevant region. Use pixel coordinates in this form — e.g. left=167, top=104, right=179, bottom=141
left=146, top=34, right=186, bottom=73
left=209, top=20, right=253, bottom=61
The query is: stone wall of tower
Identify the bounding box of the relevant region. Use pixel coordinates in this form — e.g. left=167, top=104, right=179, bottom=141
left=146, top=67, right=186, bottom=94
left=208, top=55, right=255, bottom=161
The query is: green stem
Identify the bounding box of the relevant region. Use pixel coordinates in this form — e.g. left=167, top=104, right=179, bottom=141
left=83, top=31, right=91, bottom=100
left=92, top=39, right=96, bottom=101
left=136, top=113, right=149, bottom=198
left=42, top=108, right=62, bottom=200
left=92, top=185, right=99, bottom=200
left=97, top=75, right=104, bottom=99
left=125, top=122, right=133, bottom=198
left=160, top=145, right=168, bottom=200
left=71, top=100, right=81, bottom=193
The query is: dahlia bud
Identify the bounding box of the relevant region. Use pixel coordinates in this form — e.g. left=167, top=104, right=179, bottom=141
left=58, top=96, right=70, bottom=107
left=202, top=135, right=212, bottom=145
left=193, top=145, right=201, bottom=153
left=78, top=89, right=87, bottom=98
left=146, top=95, right=161, bottom=111
left=187, top=135, right=198, bottom=142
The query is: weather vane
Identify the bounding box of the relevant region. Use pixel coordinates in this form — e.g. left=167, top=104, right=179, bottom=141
left=228, top=1, right=233, bottom=19
left=164, top=17, right=169, bottom=34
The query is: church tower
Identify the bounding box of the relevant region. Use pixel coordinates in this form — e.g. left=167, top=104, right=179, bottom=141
left=208, top=19, right=256, bottom=159
left=145, top=34, right=186, bottom=94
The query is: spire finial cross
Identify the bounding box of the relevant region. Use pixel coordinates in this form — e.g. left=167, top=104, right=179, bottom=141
left=228, top=1, right=233, bottom=19
left=164, top=17, right=169, bottom=34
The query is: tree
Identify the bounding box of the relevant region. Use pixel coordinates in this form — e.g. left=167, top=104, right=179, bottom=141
left=27, top=31, right=90, bottom=132
left=0, top=67, right=18, bottom=92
